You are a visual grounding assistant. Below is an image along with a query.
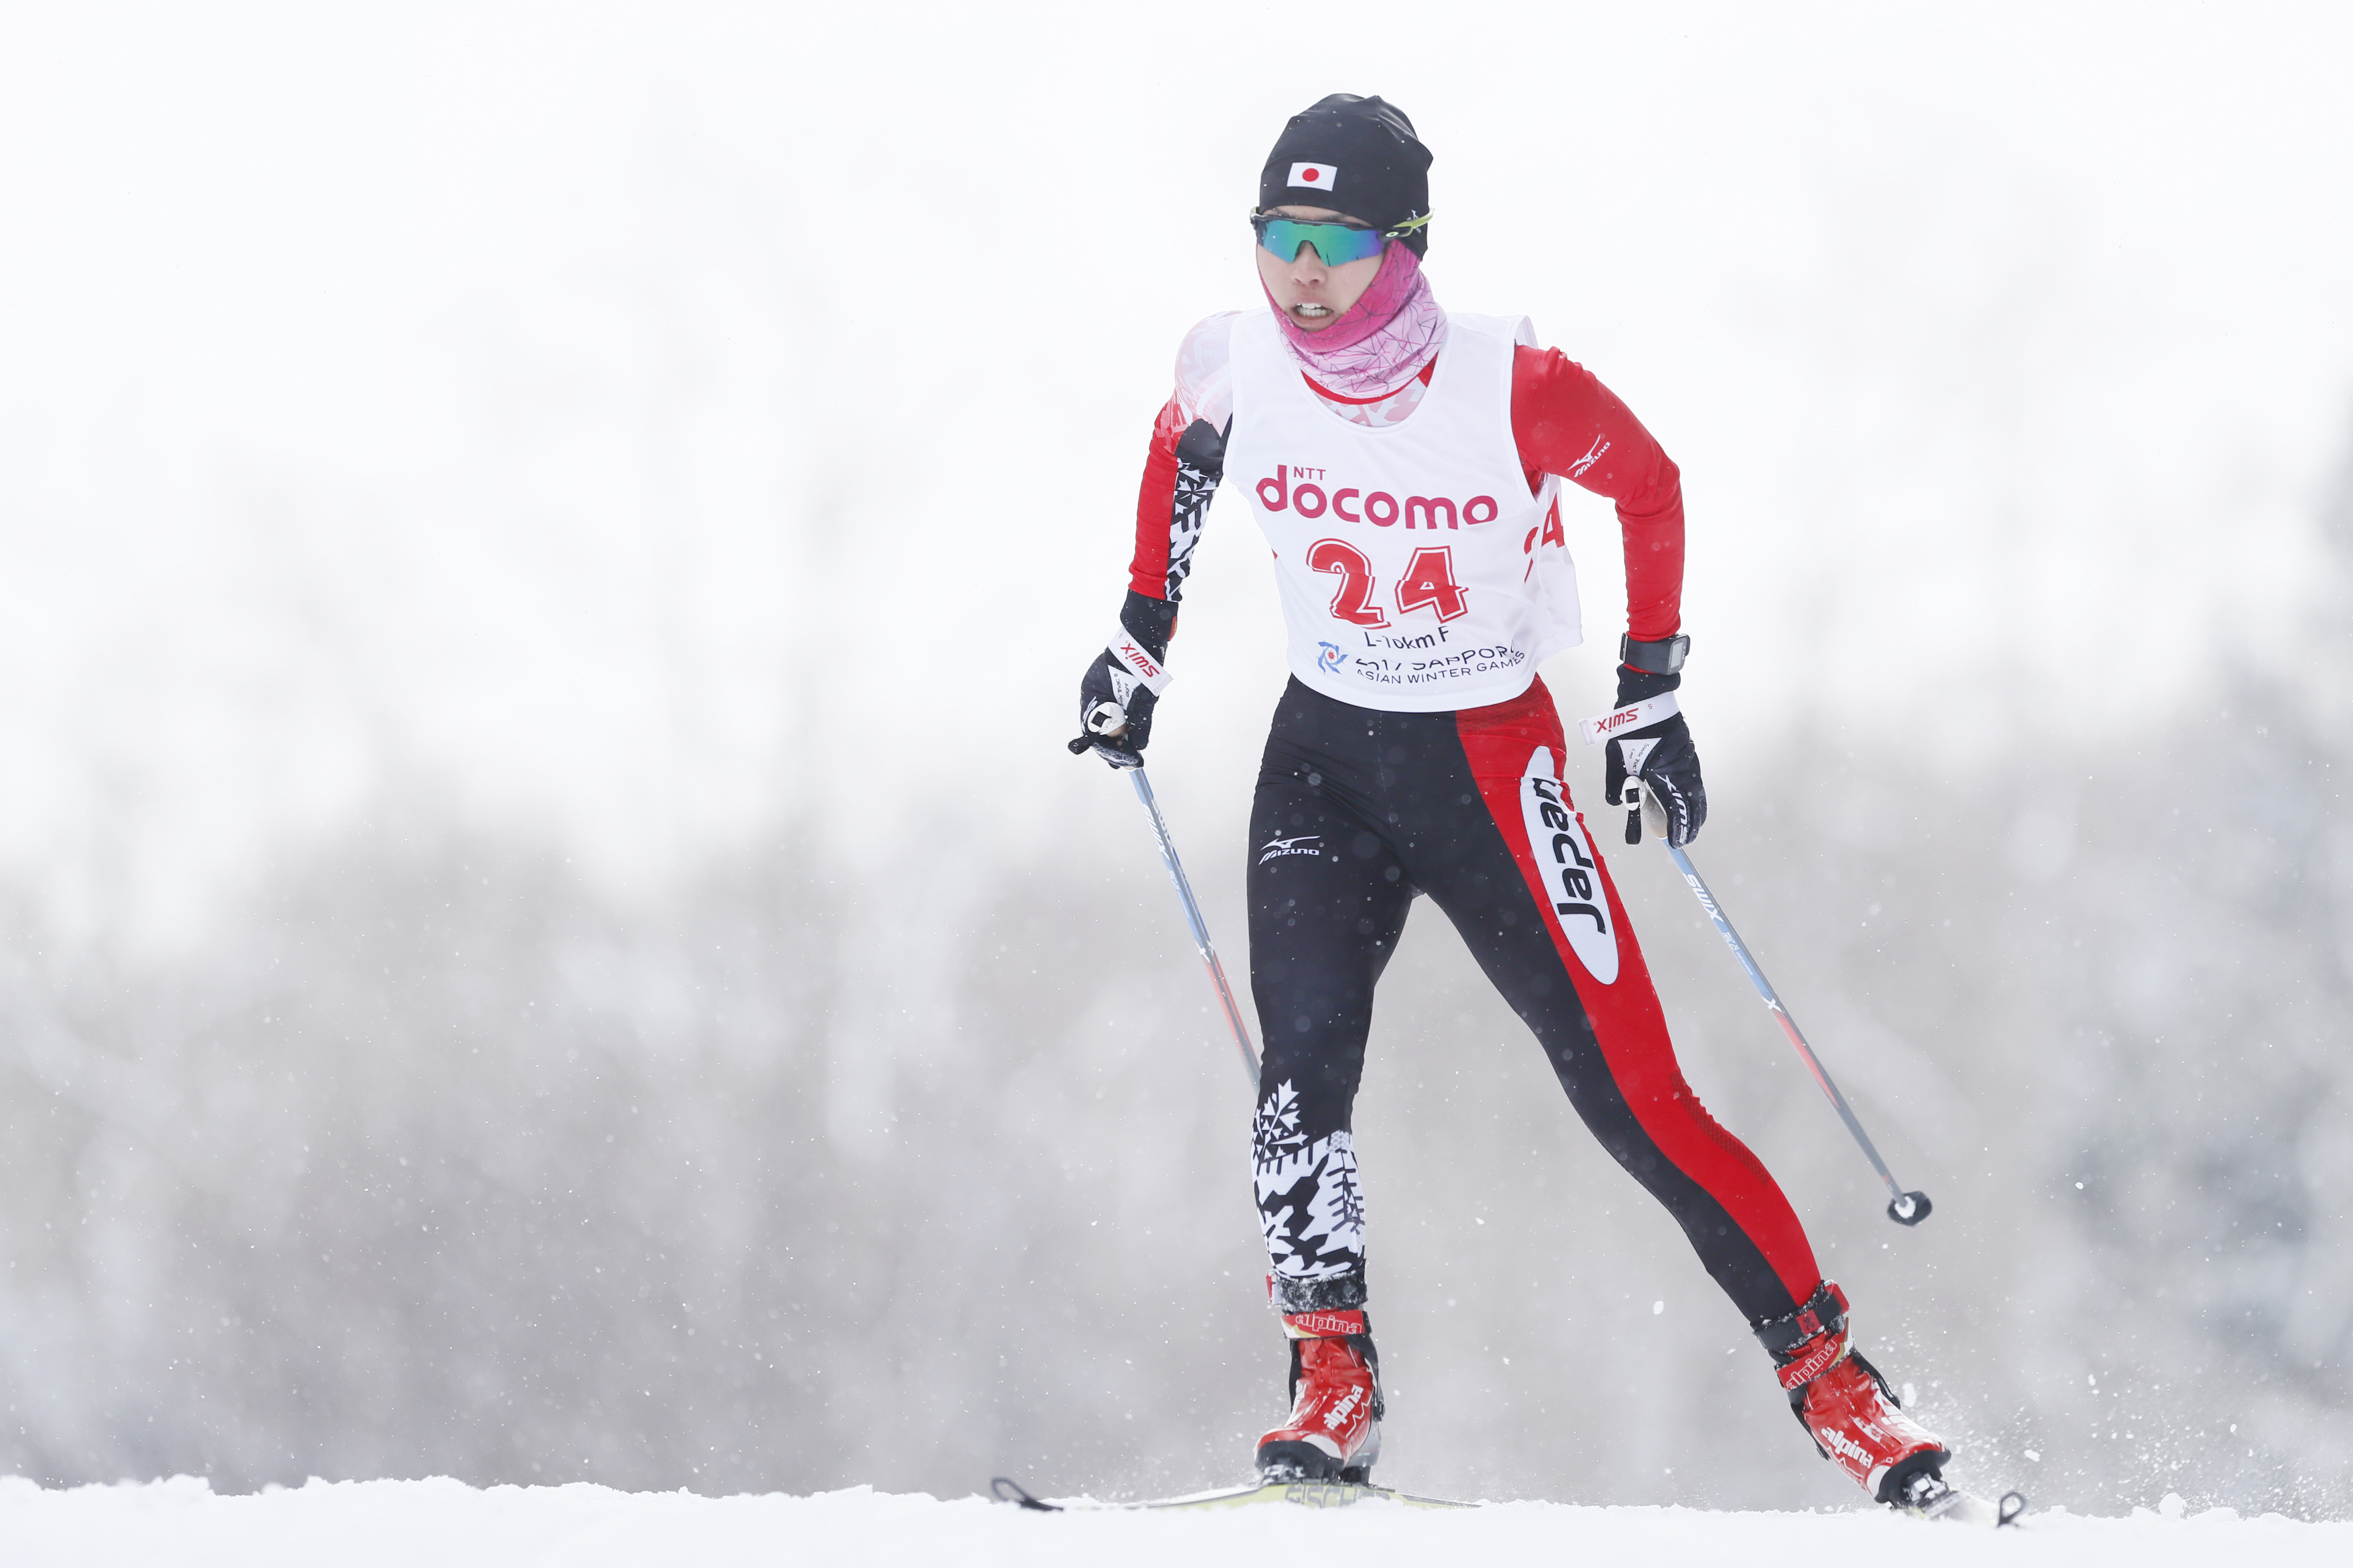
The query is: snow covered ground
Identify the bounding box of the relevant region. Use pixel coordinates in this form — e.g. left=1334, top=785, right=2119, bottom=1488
left=1, top=1476, right=2344, bottom=1567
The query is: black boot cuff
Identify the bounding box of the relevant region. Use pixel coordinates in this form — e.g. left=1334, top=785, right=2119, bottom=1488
left=1271, top=1270, right=1367, bottom=1314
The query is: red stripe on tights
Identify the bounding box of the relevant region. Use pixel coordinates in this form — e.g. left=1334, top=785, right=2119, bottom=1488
left=1453, top=677, right=1820, bottom=1308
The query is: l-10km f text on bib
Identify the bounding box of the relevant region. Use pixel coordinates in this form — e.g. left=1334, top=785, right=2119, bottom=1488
left=1224, top=311, right=1582, bottom=712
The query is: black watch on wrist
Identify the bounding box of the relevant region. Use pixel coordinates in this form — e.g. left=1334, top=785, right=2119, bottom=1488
left=1619, top=633, right=1690, bottom=676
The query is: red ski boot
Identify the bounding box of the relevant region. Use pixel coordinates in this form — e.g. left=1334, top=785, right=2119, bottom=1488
left=1255, top=1307, right=1383, bottom=1481
left=1761, top=1282, right=1951, bottom=1509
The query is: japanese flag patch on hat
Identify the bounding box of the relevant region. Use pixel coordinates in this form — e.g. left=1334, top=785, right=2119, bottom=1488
left=1288, top=161, right=1339, bottom=190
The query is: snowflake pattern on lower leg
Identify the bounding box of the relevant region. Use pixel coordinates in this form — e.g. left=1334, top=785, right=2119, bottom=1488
left=1253, top=1079, right=1366, bottom=1280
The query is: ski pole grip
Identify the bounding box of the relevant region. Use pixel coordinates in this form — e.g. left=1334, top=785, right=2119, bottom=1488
left=1067, top=735, right=1094, bottom=755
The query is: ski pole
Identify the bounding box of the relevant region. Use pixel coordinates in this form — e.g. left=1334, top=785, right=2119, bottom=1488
left=1631, top=784, right=1932, bottom=1227
left=1068, top=736, right=1261, bottom=1091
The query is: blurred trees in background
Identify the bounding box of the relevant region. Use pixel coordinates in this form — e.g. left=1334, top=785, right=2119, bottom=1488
left=0, top=450, right=2346, bottom=1517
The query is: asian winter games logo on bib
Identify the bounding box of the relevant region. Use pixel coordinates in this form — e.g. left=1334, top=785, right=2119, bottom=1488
left=1518, top=747, right=1618, bottom=983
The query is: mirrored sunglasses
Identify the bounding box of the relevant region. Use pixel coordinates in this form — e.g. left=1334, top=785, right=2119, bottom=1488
left=1250, top=214, right=1389, bottom=268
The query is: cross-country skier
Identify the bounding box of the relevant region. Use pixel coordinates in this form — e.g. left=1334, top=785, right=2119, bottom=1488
left=1073, top=94, right=1953, bottom=1510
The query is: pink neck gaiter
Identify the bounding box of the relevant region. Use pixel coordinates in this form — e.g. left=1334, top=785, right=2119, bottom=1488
left=1265, top=241, right=1445, bottom=399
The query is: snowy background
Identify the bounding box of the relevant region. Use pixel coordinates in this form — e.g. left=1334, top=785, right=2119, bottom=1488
left=1, top=0, right=2349, bottom=1521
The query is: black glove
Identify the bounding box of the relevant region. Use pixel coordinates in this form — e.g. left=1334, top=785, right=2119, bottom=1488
left=1600, top=664, right=1707, bottom=846
left=1072, top=592, right=1178, bottom=767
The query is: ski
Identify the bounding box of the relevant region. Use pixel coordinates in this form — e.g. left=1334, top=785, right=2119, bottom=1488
left=991, top=1474, right=2018, bottom=1523
left=991, top=1476, right=1475, bottom=1512
left=1902, top=1485, right=2029, bottom=1528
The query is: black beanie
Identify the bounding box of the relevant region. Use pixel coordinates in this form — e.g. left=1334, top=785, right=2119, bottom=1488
left=1258, top=94, right=1433, bottom=256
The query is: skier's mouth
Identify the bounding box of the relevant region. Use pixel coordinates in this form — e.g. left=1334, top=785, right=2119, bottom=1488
left=1291, top=302, right=1335, bottom=322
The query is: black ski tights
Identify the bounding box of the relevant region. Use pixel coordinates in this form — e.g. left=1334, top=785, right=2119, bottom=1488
left=1245, top=677, right=1821, bottom=1328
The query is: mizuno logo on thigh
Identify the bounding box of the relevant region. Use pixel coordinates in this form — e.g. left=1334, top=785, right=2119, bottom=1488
left=1259, top=834, right=1323, bottom=865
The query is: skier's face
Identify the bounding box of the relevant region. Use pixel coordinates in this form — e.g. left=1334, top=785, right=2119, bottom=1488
left=1256, top=205, right=1385, bottom=331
